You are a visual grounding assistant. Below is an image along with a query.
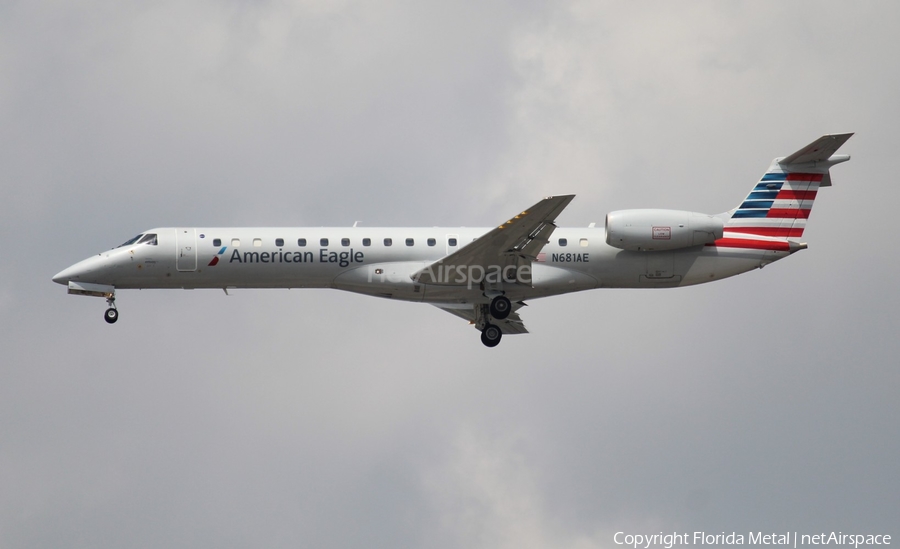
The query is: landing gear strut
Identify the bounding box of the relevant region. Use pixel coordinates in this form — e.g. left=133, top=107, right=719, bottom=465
left=481, top=324, right=502, bottom=347
left=104, top=295, right=118, bottom=324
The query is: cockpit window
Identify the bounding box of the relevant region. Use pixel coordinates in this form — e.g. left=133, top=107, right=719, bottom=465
left=138, top=233, right=158, bottom=245
left=118, top=234, right=143, bottom=247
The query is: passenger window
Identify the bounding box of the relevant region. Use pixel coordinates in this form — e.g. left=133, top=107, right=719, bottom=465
left=449, top=238, right=457, bottom=246
left=298, top=238, right=307, bottom=247
left=384, top=238, right=392, bottom=246
left=427, top=238, right=436, bottom=246
left=253, top=238, right=262, bottom=247
left=232, top=238, right=241, bottom=248
left=406, top=238, right=414, bottom=246
left=341, top=238, right=350, bottom=247
left=320, top=238, right=329, bottom=246
left=559, top=238, right=567, bottom=246
left=213, top=238, right=221, bottom=247
left=363, top=238, right=371, bottom=246
left=275, top=238, right=284, bottom=247
left=580, top=238, right=588, bottom=247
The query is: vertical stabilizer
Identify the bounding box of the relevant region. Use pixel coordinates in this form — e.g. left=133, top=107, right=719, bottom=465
left=723, top=133, right=852, bottom=238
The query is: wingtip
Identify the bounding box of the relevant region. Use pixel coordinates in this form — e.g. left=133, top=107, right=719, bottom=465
left=544, top=194, right=576, bottom=203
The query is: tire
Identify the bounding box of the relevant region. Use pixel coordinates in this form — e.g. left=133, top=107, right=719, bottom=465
left=489, top=296, right=511, bottom=320
left=104, top=308, right=119, bottom=324
left=480, top=324, right=502, bottom=347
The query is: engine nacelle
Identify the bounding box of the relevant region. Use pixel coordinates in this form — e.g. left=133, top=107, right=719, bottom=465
left=605, top=209, right=724, bottom=251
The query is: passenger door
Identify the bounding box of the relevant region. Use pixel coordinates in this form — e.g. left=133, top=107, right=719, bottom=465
left=175, top=228, right=197, bottom=271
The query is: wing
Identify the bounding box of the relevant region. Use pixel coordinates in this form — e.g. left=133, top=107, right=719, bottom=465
left=432, top=304, right=529, bottom=334
left=413, top=195, right=575, bottom=286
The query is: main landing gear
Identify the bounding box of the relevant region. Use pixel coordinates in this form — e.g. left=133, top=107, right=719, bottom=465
left=489, top=295, right=511, bottom=320
left=104, top=295, right=119, bottom=324
left=480, top=323, right=502, bottom=348
left=479, top=295, right=512, bottom=348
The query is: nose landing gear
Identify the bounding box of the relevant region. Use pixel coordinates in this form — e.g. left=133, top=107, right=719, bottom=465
left=104, top=295, right=119, bottom=324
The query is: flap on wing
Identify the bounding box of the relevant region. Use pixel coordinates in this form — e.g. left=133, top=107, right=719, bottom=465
left=433, top=304, right=529, bottom=334
left=414, top=195, right=575, bottom=286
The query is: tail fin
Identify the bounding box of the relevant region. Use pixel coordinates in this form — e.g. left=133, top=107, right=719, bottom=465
left=724, top=133, right=853, bottom=238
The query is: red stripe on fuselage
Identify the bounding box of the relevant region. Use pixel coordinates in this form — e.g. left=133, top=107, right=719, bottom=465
left=725, top=227, right=804, bottom=237
left=707, top=238, right=791, bottom=251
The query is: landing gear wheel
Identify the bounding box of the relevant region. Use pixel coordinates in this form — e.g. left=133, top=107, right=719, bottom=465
left=481, top=324, right=502, bottom=348
left=104, top=308, right=119, bottom=324
left=489, top=295, right=511, bottom=320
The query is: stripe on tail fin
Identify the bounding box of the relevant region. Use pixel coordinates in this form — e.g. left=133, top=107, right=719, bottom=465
left=726, top=172, right=823, bottom=237
left=724, top=133, right=852, bottom=238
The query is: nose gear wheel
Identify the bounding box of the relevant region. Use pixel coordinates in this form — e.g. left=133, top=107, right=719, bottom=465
left=104, top=295, right=118, bottom=324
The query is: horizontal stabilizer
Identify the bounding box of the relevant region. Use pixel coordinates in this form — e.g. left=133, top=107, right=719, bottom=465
left=779, top=133, right=854, bottom=165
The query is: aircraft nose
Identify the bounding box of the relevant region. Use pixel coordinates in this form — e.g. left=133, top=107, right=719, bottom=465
left=52, top=264, right=81, bottom=285
left=52, top=256, right=100, bottom=285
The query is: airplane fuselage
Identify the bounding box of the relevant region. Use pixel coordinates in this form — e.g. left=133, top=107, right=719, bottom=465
left=54, top=225, right=786, bottom=306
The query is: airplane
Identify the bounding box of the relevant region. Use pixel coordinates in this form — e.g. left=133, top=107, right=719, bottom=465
left=53, top=133, right=852, bottom=347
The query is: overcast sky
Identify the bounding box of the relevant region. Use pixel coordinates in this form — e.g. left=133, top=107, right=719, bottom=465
left=2, top=1, right=898, bottom=547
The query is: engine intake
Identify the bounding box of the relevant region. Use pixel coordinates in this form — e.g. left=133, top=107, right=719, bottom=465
left=605, top=209, right=724, bottom=251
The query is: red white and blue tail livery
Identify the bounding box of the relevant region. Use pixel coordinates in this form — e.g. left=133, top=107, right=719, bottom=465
left=720, top=133, right=852, bottom=252
left=53, top=134, right=853, bottom=347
